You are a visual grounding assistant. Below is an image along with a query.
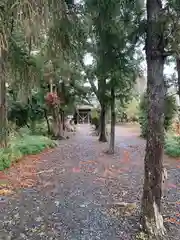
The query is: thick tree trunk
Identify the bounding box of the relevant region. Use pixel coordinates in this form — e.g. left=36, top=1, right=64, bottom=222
left=52, top=106, right=64, bottom=140
left=99, top=102, right=107, bottom=142
left=108, top=86, right=115, bottom=154
left=0, top=51, right=8, bottom=148
left=141, top=0, right=166, bottom=238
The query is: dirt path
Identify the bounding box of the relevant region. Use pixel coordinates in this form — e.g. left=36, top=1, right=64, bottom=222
left=0, top=124, right=180, bottom=239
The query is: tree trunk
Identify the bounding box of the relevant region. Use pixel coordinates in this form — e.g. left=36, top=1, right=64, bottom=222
left=52, top=106, right=64, bottom=140
left=176, top=57, right=180, bottom=105
left=0, top=50, right=8, bottom=148
left=141, top=0, right=166, bottom=238
left=44, top=108, right=51, bottom=135
left=62, top=110, right=65, bottom=131
left=108, top=86, right=115, bottom=154
left=99, top=102, right=107, bottom=142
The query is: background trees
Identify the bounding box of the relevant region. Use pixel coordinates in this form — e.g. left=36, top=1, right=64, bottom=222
left=0, top=0, right=87, bottom=144
left=84, top=0, right=143, bottom=149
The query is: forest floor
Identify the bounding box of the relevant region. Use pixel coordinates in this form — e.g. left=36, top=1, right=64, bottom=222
left=0, top=124, right=180, bottom=240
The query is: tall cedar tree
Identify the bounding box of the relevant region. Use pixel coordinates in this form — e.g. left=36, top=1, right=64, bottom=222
left=141, top=0, right=166, bottom=237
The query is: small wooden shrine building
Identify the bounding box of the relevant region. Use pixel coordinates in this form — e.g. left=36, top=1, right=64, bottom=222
left=73, top=104, right=94, bottom=124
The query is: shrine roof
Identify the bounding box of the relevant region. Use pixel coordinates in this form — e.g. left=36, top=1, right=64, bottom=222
left=76, top=104, right=94, bottom=110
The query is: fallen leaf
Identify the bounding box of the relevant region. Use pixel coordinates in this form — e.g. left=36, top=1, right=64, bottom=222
left=79, top=160, right=97, bottom=165
left=164, top=217, right=179, bottom=224
left=72, top=167, right=81, bottom=173
left=0, top=189, right=13, bottom=195
left=168, top=183, right=177, bottom=189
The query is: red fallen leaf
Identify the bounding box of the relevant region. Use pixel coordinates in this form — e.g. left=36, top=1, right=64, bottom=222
left=168, top=183, right=177, bottom=189
left=176, top=213, right=180, bottom=217
left=0, top=173, right=7, bottom=180
left=72, top=167, right=81, bottom=173
left=121, top=151, right=130, bottom=163
left=177, top=165, right=180, bottom=169
left=164, top=217, right=178, bottom=224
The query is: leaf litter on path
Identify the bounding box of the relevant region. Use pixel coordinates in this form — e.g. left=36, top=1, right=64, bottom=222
left=0, top=148, right=54, bottom=192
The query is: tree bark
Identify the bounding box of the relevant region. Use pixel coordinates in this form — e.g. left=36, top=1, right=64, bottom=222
left=52, top=105, right=64, bottom=140
left=98, top=76, right=107, bottom=142
left=141, top=0, right=166, bottom=238
left=176, top=57, right=180, bottom=104
left=108, top=86, right=115, bottom=154
left=99, top=102, right=107, bottom=142
left=44, top=108, right=51, bottom=135
left=0, top=50, right=8, bottom=148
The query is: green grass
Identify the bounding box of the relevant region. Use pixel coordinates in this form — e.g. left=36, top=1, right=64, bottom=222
left=0, top=134, right=57, bottom=171
left=165, top=134, right=180, bottom=157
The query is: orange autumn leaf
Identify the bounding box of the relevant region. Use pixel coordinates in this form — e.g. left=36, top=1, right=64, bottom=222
left=164, top=218, right=177, bottom=223
left=20, top=179, right=36, bottom=188
left=0, top=189, right=13, bottom=195
left=121, top=151, right=130, bottom=163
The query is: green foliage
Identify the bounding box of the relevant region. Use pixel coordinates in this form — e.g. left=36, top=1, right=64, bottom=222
left=165, top=134, right=180, bottom=157
left=139, top=93, right=177, bottom=138
left=17, top=122, right=49, bottom=136
left=90, top=109, right=100, bottom=130
left=0, top=135, right=57, bottom=171
left=84, top=0, right=143, bottom=133
left=8, top=102, right=29, bottom=127
left=126, top=98, right=139, bottom=121
left=28, top=93, right=45, bottom=123
left=91, top=117, right=99, bottom=130
left=30, top=122, right=49, bottom=136
left=8, top=92, right=45, bottom=129
left=116, top=98, right=139, bottom=122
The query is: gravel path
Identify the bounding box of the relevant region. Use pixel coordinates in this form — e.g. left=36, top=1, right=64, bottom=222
left=0, top=124, right=179, bottom=239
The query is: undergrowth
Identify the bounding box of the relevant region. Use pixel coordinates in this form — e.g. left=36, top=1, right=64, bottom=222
left=0, top=134, right=57, bottom=171
left=165, top=134, right=180, bottom=157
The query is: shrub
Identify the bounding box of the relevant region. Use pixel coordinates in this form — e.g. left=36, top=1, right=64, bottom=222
left=91, top=117, right=99, bottom=130
left=8, top=93, right=45, bottom=130
left=139, top=93, right=177, bottom=138
left=8, top=102, right=29, bottom=127
left=125, top=98, right=139, bottom=122
left=0, top=135, right=57, bottom=171
left=164, top=134, right=180, bottom=157
left=30, top=121, right=49, bottom=136
left=91, top=109, right=100, bottom=130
